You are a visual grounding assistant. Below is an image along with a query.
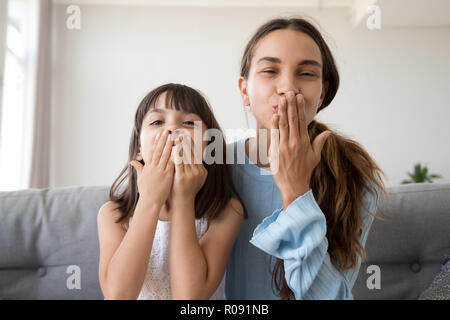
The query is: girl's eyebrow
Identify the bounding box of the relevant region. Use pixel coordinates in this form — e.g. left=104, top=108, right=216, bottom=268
left=256, top=56, right=322, bottom=68
left=148, top=109, right=166, bottom=114
left=148, top=108, right=195, bottom=116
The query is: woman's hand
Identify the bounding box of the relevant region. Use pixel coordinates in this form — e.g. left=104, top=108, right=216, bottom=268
left=270, top=91, right=331, bottom=210
left=129, top=130, right=175, bottom=208
left=171, top=135, right=208, bottom=205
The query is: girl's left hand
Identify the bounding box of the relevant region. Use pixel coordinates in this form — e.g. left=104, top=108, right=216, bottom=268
left=171, top=135, right=208, bottom=204
left=270, top=91, right=331, bottom=210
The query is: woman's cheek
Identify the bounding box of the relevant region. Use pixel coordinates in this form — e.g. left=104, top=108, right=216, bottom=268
left=249, top=87, right=273, bottom=128
left=302, top=99, right=319, bottom=126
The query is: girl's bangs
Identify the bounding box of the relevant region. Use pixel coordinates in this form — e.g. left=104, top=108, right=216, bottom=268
left=158, top=87, right=201, bottom=116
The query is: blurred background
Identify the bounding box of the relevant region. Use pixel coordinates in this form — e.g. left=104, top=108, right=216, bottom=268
left=0, top=0, right=449, bottom=191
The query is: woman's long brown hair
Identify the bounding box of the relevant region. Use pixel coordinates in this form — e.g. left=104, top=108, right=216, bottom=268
left=108, top=83, right=247, bottom=228
left=241, top=17, right=387, bottom=299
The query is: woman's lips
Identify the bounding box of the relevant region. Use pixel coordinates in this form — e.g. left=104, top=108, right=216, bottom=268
left=272, top=105, right=279, bottom=114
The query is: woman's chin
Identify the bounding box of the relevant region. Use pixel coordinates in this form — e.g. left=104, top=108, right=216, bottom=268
left=165, top=198, right=171, bottom=210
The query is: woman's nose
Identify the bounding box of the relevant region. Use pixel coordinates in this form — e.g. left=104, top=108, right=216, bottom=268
left=277, top=74, right=300, bottom=95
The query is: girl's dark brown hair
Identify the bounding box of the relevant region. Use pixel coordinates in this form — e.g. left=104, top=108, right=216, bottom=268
left=108, top=83, right=247, bottom=228
left=241, top=17, right=387, bottom=299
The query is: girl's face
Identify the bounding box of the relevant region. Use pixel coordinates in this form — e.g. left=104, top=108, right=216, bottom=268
left=239, top=29, right=328, bottom=130
left=139, top=91, right=208, bottom=163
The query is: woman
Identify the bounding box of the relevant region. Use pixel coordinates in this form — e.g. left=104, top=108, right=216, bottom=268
left=225, top=17, right=387, bottom=300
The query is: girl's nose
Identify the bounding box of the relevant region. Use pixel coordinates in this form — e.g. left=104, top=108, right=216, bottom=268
left=171, top=128, right=189, bottom=140
left=165, top=125, right=178, bottom=134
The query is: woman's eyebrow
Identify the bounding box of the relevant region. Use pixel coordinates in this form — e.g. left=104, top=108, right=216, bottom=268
left=256, top=56, right=322, bottom=68
left=298, top=59, right=322, bottom=68
left=256, top=56, right=281, bottom=64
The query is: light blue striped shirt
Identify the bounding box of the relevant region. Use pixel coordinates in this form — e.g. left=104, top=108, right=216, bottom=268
left=225, top=138, right=378, bottom=299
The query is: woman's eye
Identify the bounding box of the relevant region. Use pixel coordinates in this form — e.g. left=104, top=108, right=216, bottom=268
left=262, top=69, right=276, bottom=74
left=183, top=121, right=195, bottom=126
left=299, top=72, right=316, bottom=77
left=150, top=120, right=163, bottom=126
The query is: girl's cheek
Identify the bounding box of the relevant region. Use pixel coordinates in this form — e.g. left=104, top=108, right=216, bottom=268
left=139, top=133, right=154, bottom=161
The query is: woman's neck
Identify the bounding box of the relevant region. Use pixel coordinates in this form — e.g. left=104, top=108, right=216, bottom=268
left=245, top=125, right=271, bottom=168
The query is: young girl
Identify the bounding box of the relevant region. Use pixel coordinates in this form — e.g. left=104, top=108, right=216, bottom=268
left=225, top=17, right=387, bottom=299
left=97, top=83, right=245, bottom=300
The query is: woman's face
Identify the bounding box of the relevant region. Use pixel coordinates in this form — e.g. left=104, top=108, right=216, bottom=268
left=138, top=91, right=208, bottom=164
left=239, top=29, right=328, bottom=130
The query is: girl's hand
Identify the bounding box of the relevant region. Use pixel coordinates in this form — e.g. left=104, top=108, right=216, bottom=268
left=129, top=130, right=175, bottom=208
left=171, top=135, right=208, bottom=204
left=270, top=91, right=331, bottom=210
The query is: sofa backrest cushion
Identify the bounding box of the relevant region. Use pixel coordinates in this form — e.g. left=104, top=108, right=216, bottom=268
left=0, top=186, right=109, bottom=299
left=353, top=183, right=450, bottom=299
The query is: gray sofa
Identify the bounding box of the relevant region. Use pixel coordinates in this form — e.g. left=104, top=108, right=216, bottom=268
left=1, top=182, right=449, bottom=300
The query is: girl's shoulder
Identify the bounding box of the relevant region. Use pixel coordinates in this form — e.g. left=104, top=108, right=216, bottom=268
left=228, top=197, right=244, bottom=217
left=211, top=197, right=244, bottom=224
left=98, top=200, right=130, bottom=232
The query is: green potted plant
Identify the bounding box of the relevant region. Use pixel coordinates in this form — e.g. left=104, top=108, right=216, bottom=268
left=401, top=163, right=442, bottom=184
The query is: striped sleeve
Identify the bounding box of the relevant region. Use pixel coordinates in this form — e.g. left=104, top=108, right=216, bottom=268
left=249, top=185, right=378, bottom=299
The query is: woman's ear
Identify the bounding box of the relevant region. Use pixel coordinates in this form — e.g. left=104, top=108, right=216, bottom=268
left=319, top=81, right=329, bottom=107
left=238, top=76, right=250, bottom=107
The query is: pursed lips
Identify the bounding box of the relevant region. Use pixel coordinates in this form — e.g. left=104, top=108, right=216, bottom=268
left=272, top=105, right=279, bottom=114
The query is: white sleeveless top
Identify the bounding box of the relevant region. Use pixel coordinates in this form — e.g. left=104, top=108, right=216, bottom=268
left=129, top=216, right=226, bottom=300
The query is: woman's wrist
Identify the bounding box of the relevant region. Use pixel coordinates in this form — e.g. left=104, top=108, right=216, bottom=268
left=281, top=185, right=310, bottom=210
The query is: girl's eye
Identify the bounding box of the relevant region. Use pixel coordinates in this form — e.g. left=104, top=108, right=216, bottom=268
left=150, top=120, right=163, bottom=126
left=184, top=120, right=202, bottom=128
left=262, top=69, right=276, bottom=74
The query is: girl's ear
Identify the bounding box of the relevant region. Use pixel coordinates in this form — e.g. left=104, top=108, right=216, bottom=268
left=238, top=77, right=250, bottom=107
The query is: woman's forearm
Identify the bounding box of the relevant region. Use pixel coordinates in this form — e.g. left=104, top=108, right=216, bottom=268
left=104, top=199, right=160, bottom=299
left=169, top=198, right=208, bottom=299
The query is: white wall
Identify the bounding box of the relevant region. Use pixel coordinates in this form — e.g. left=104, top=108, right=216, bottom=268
left=0, top=0, right=7, bottom=130
left=51, top=4, right=450, bottom=188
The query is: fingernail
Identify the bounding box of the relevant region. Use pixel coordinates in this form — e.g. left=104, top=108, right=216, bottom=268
left=156, top=132, right=161, bottom=139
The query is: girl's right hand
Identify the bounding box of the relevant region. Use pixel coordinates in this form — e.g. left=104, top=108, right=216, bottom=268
left=129, top=130, right=175, bottom=208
